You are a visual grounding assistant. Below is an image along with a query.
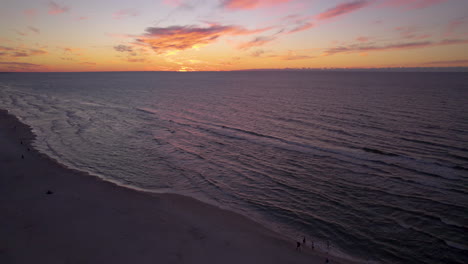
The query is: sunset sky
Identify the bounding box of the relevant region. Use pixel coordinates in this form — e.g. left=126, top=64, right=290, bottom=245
left=1, top=0, right=468, bottom=72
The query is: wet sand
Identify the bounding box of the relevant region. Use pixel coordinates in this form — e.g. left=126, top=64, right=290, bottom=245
left=0, top=109, right=353, bottom=264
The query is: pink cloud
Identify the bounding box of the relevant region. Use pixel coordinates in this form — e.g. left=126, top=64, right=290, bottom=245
left=379, top=0, right=448, bottom=9
left=48, top=1, right=69, bottom=15
left=317, top=0, right=372, bottom=20
left=135, top=24, right=272, bottom=54
left=356, top=36, right=370, bottom=42
left=445, top=17, right=468, bottom=36
left=323, top=38, right=468, bottom=56
left=221, top=0, right=292, bottom=10
left=113, top=9, right=140, bottom=20
left=76, top=16, right=88, bottom=21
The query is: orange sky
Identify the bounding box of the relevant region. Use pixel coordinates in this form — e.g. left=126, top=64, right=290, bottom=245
left=1, top=0, right=468, bottom=72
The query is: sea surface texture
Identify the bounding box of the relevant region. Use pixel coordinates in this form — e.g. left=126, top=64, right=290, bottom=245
left=0, top=72, right=467, bottom=263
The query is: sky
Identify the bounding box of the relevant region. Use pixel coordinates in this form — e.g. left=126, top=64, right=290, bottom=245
left=1, top=0, right=468, bottom=72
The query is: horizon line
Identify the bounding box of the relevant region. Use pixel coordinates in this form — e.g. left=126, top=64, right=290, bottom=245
left=2, top=66, right=468, bottom=73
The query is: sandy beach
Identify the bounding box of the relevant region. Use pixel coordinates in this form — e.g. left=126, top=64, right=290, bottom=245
left=0, top=109, right=354, bottom=264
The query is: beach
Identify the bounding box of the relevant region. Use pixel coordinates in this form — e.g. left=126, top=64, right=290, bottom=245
left=0, top=108, right=351, bottom=264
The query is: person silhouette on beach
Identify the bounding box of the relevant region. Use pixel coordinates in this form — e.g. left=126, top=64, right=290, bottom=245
left=311, top=241, right=314, bottom=250
left=303, top=236, right=306, bottom=246
left=296, top=241, right=301, bottom=250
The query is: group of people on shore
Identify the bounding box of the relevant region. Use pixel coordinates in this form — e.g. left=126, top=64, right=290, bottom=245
left=296, top=236, right=330, bottom=263
left=296, top=236, right=329, bottom=251
left=296, top=236, right=314, bottom=251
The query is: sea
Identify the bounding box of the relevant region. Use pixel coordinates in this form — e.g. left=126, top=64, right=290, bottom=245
left=0, top=71, right=467, bottom=264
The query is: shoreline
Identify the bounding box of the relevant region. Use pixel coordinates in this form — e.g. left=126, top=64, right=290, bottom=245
left=0, top=108, right=355, bottom=264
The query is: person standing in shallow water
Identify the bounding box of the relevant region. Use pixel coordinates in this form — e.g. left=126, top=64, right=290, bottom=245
left=303, top=236, right=306, bottom=247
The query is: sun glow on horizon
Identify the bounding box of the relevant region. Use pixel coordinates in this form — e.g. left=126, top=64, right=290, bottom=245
left=1, top=0, right=467, bottom=72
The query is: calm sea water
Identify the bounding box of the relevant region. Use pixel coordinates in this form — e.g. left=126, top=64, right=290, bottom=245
left=0, top=72, right=467, bottom=263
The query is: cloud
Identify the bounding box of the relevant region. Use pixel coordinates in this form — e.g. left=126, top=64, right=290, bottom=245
left=58, top=47, right=82, bottom=55
left=278, top=50, right=315, bottom=60
left=281, top=15, right=315, bottom=34
left=13, top=52, right=29, bottom=57
left=28, top=26, right=40, bottom=34
left=238, top=36, right=276, bottom=49
left=288, top=22, right=314, bottom=34
left=48, top=1, right=69, bottom=15
left=394, top=26, right=431, bottom=39
left=323, top=38, right=468, bottom=55
left=127, top=58, right=147, bottom=63
left=15, top=30, right=27, bottom=36
left=0, top=46, right=48, bottom=58
left=439, top=38, right=468, bottom=45
left=0, top=62, right=40, bottom=66
left=113, top=9, right=140, bottom=19
left=0, top=62, right=44, bottom=71
left=114, top=45, right=133, bottom=52
left=356, top=36, right=370, bottom=42
left=324, top=41, right=430, bottom=55
left=79, top=62, right=97, bottom=65
left=251, top=49, right=266, bottom=57
left=317, top=0, right=372, bottom=20
left=14, top=27, right=40, bottom=36
left=445, top=16, right=468, bottom=36
left=379, top=0, right=448, bottom=9
left=76, top=16, right=88, bottom=21
left=221, top=0, right=292, bottom=10
left=135, top=24, right=271, bottom=54
left=29, top=49, right=48, bottom=56
left=0, top=46, right=14, bottom=51
left=280, top=54, right=314, bottom=60
left=113, top=44, right=148, bottom=62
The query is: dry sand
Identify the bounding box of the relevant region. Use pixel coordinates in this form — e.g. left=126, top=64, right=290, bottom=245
left=0, top=109, right=355, bottom=264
